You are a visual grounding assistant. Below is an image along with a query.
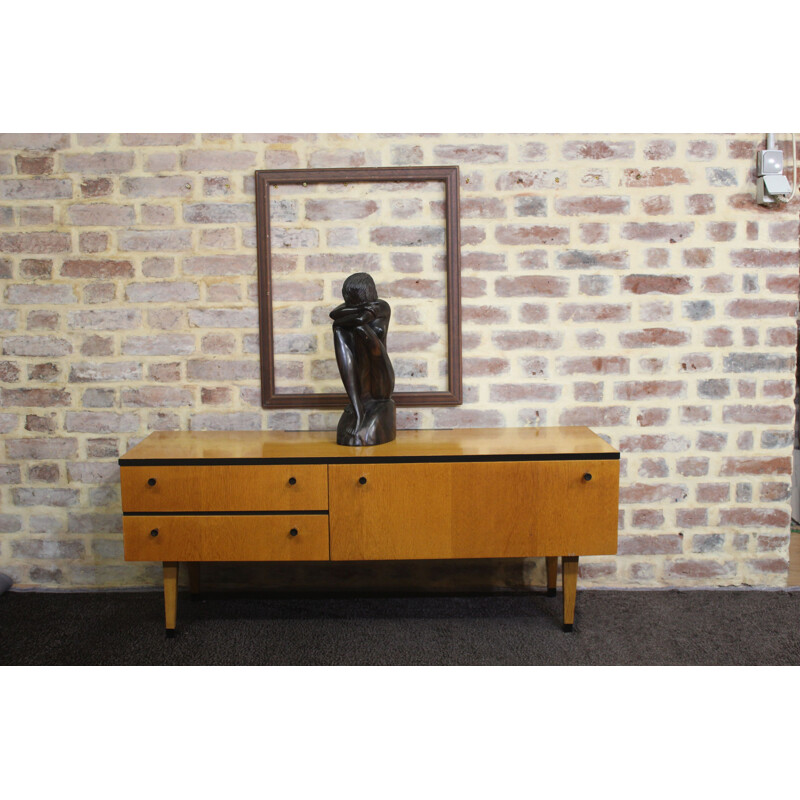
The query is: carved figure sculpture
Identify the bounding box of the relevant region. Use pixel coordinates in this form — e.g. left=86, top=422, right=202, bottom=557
left=330, top=272, right=396, bottom=446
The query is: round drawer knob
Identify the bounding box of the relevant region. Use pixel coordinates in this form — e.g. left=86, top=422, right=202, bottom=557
left=359, top=476, right=367, bottom=485
left=147, top=478, right=157, bottom=486
left=150, top=529, right=159, bottom=538
left=583, top=473, right=592, bottom=482
left=288, top=477, right=297, bottom=485
left=289, top=528, right=298, bottom=537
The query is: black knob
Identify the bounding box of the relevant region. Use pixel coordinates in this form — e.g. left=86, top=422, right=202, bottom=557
left=147, top=478, right=157, bottom=486
left=583, top=473, right=592, bottom=482
left=150, top=529, right=159, bottom=537
left=289, top=528, right=298, bottom=537
left=288, top=477, right=297, bottom=485
left=359, top=476, right=367, bottom=485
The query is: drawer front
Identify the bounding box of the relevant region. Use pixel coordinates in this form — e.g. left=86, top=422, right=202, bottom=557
left=329, top=459, right=619, bottom=560
left=120, top=464, right=328, bottom=512
left=124, top=514, right=330, bottom=561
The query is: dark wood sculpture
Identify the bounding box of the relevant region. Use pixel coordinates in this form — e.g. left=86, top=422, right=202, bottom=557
left=330, top=272, right=396, bottom=447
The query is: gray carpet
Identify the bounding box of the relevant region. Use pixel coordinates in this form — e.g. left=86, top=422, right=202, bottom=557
left=1, top=588, right=798, bottom=665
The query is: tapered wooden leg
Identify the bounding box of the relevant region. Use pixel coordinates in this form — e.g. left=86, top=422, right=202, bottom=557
left=561, top=556, right=578, bottom=632
left=546, top=557, right=558, bottom=597
left=187, top=562, right=200, bottom=600
left=163, top=562, right=179, bottom=636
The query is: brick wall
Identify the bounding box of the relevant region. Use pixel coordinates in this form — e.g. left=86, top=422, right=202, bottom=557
left=0, top=133, right=797, bottom=589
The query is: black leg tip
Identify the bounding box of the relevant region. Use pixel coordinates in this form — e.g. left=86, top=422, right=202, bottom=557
left=546, top=588, right=557, bottom=597
left=165, top=629, right=177, bottom=638
left=562, top=623, right=574, bottom=633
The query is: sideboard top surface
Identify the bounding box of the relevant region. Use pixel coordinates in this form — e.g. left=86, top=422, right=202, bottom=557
left=119, top=426, right=619, bottom=465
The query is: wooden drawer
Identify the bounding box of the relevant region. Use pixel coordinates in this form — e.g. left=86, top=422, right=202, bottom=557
left=120, top=464, right=328, bottom=512
left=329, top=459, right=619, bottom=560
left=123, top=514, right=330, bottom=561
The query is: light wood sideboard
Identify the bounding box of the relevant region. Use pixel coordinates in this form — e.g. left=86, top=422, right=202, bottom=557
left=119, top=426, right=620, bottom=634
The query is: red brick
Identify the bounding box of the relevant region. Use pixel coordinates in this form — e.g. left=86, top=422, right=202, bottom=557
left=620, top=222, right=693, bottom=242
left=15, top=155, right=54, bottom=175
left=620, top=433, right=689, bottom=451
left=432, top=409, right=504, bottom=428
left=556, top=250, right=629, bottom=269
left=642, top=195, right=672, bottom=215
left=495, top=225, right=569, bottom=245
left=79, top=232, right=109, bottom=253
left=719, top=508, right=790, bottom=527
left=703, top=275, right=733, bottom=293
left=560, top=303, right=629, bottom=322
left=682, top=248, right=714, bottom=268
left=0, top=178, right=73, bottom=199
left=579, top=223, right=609, bottom=244
left=554, top=196, right=629, bottom=215
left=489, top=383, right=560, bottom=402
left=0, top=232, right=71, bottom=253
left=706, top=222, right=736, bottom=241
left=62, top=152, right=134, bottom=173
left=721, top=457, right=790, bottom=475
left=686, top=194, right=715, bottom=214
left=696, top=483, right=729, bottom=503
left=619, top=483, right=687, bottom=503
left=769, top=220, right=799, bottom=242
left=664, top=560, right=736, bottom=580
left=433, top=144, right=507, bottom=163
left=562, top=141, right=635, bottom=159
left=519, top=304, right=548, bottom=323
left=493, top=331, right=562, bottom=350
left=616, top=381, right=685, bottom=401
left=725, top=299, right=796, bottom=318
left=677, top=508, right=708, bottom=527
left=730, top=249, right=797, bottom=268
left=369, top=226, right=444, bottom=247
left=495, top=275, right=568, bottom=297
left=622, top=167, right=690, bottom=187
left=461, top=252, right=506, bottom=272
left=618, top=534, right=681, bottom=554
left=760, top=482, right=791, bottom=502
left=181, top=150, right=255, bottom=171
left=0, top=133, right=69, bottom=150
left=307, top=149, right=366, bottom=168
left=118, top=229, right=192, bottom=252
left=557, top=356, right=628, bottom=375
left=0, top=388, right=71, bottom=406
left=121, top=387, right=193, bottom=407
left=766, top=328, right=796, bottom=346
left=619, top=328, right=690, bottom=347
left=463, top=358, right=510, bottom=377
left=61, top=259, right=134, bottom=279
left=462, top=305, right=510, bottom=324
left=559, top=406, right=629, bottom=426
left=687, top=141, right=716, bottom=160
left=622, top=275, right=691, bottom=294
left=122, top=177, right=193, bottom=197
left=120, top=133, right=194, bottom=146
left=638, top=409, right=672, bottom=429
left=766, top=275, right=799, bottom=294
left=747, top=559, right=789, bottom=574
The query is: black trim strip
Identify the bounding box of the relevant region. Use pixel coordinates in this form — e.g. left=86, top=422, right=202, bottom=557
left=119, top=452, right=620, bottom=467
left=123, top=510, right=329, bottom=517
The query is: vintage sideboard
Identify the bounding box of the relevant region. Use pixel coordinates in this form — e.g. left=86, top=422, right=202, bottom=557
left=119, top=426, right=620, bottom=634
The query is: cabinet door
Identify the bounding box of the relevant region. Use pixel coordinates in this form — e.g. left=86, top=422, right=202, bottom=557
left=329, top=459, right=619, bottom=560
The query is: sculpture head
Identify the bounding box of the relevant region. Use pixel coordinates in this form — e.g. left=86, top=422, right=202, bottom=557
left=342, top=272, right=378, bottom=305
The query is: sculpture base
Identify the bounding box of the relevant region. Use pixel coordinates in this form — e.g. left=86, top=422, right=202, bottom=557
left=336, top=399, right=396, bottom=447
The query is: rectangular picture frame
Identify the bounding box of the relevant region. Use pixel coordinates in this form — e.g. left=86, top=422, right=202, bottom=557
left=254, top=165, right=463, bottom=408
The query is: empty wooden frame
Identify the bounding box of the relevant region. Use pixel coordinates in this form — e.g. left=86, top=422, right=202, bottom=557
left=254, top=166, right=462, bottom=408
